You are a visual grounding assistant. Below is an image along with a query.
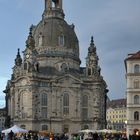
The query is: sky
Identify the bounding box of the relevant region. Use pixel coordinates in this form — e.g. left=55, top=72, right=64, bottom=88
left=0, top=0, right=140, bottom=108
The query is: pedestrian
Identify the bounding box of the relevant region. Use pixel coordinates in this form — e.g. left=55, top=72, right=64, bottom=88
left=121, top=133, right=128, bottom=140
left=8, top=130, right=14, bottom=140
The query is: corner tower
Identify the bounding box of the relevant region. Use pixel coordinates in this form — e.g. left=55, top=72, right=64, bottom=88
left=86, top=36, right=100, bottom=77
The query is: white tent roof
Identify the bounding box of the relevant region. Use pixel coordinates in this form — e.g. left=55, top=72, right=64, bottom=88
left=78, top=129, right=97, bottom=133
left=2, top=125, right=28, bottom=134
left=98, top=129, right=118, bottom=133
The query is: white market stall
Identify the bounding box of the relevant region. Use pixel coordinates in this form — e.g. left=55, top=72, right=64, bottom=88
left=78, top=129, right=97, bottom=134
left=98, top=129, right=118, bottom=133
left=2, top=125, right=28, bottom=134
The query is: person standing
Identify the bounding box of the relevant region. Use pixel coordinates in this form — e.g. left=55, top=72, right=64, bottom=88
left=8, top=130, right=14, bottom=140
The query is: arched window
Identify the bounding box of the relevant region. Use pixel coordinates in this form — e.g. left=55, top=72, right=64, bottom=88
left=88, top=68, right=91, bottom=75
left=41, top=93, right=48, bottom=106
left=20, top=125, right=26, bottom=129
left=81, top=95, right=88, bottom=119
left=38, top=33, right=43, bottom=46
left=134, top=95, right=139, bottom=104
left=82, top=125, right=89, bottom=130
left=63, top=124, right=69, bottom=134
left=41, top=93, right=48, bottom=118
left=58, top=35, right=64, bottom=46
left=134, top=80, right=139, bottom=89
left=134, top=64, right=139, bottom=73
left=42, top=125, right=48, bottom=130
left=63, top=93, right=69, bottom=115
left=134, top=111, right=139, bottom=120
left=24, top=63, right=28, bottom=70
left=61, top=63, right=68, bottom=72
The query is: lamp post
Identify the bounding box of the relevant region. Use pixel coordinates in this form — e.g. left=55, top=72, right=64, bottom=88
left=49, top=117, right=53, bottom=140
left=124, top=120, right=127, bottom=130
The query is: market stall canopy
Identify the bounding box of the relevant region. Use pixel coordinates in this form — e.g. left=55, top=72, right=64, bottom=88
left=98, top=129, right=118, bottom=133
left=2, top=125, right=28, bottom=134
left=78, top=129, right=97, bottom=133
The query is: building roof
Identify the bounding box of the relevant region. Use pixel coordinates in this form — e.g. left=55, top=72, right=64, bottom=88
left=125, top=51, right=140, bottom=61
left=107, top=98, right=126, bottom=109
left=124, top=51, right=140, bottom=72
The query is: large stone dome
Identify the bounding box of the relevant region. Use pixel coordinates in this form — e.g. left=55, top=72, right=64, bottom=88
left=31, top=0, right=81, bottom=69
left=33, top=18, right=79, bottom=50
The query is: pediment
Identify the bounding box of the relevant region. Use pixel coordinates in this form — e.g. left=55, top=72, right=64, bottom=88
left=53, top=74, right=82, bottom=85
left=14, top=77, right=30, bottom=86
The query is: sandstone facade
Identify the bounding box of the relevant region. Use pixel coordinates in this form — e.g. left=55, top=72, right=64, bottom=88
left=4, top=0, right=108, bottom=133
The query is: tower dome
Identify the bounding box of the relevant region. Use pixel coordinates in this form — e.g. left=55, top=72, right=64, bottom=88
left=31, top=0, right=80, bottom=69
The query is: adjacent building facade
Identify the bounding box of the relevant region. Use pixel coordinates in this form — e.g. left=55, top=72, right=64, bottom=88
left=125, top=51, right=140, bottom=136
left=4, top=0, right=108, bottom=133
left=106, top=99, right=127, bottom=131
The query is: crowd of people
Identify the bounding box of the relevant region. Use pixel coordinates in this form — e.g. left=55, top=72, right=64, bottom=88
left=0, top=130, right=140, bottom=140
left=72, top=132, right=128, bottom=140
left=0, top=131, right=128, bottom=140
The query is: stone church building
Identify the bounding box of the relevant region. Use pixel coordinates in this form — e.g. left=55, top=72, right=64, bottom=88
left=4, top=0, right=108, bottom=133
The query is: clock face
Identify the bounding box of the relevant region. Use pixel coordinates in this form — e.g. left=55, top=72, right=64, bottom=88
left=26, top=54, right=30, bottom=58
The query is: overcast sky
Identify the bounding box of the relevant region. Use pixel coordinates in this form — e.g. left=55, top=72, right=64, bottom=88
left=0, top=0, right=140, bottom=108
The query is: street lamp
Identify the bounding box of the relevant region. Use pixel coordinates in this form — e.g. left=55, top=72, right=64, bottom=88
left=49, top=117, right=53, bottom=140
left=124, top=120, right=127, bottom=130
left=124, top=120, right=127, bottom=124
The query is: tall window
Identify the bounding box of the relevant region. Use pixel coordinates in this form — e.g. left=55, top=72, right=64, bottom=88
left=38, top=33, right=43, bottom=46
left=134, top=64, right=139, bottom=73
left=88, top=68, right=91, bottom=75
left=81, top=95, right=88, bottom=119
left=58, top=35, right=64, bottom=46
left=134, top=111, right=139, bottom=120
left=41, top=93, right=48, bottom=118
left=24, top=63, right=28, bottom=70
left=134, top=80, right=139, bottom=89
left=134, top=95, right=139, bottom=104
left=41, top=93, right=47, bottom=106
left=63, top=93, right=69, bottom=115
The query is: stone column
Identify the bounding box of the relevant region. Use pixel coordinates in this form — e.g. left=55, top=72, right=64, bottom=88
left=59, top=0, right=62, bottom=9
left=45, top=0, right=52, bottom=10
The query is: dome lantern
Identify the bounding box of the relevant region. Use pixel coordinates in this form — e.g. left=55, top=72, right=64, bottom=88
left=43, top=0, right=64, bottom=19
